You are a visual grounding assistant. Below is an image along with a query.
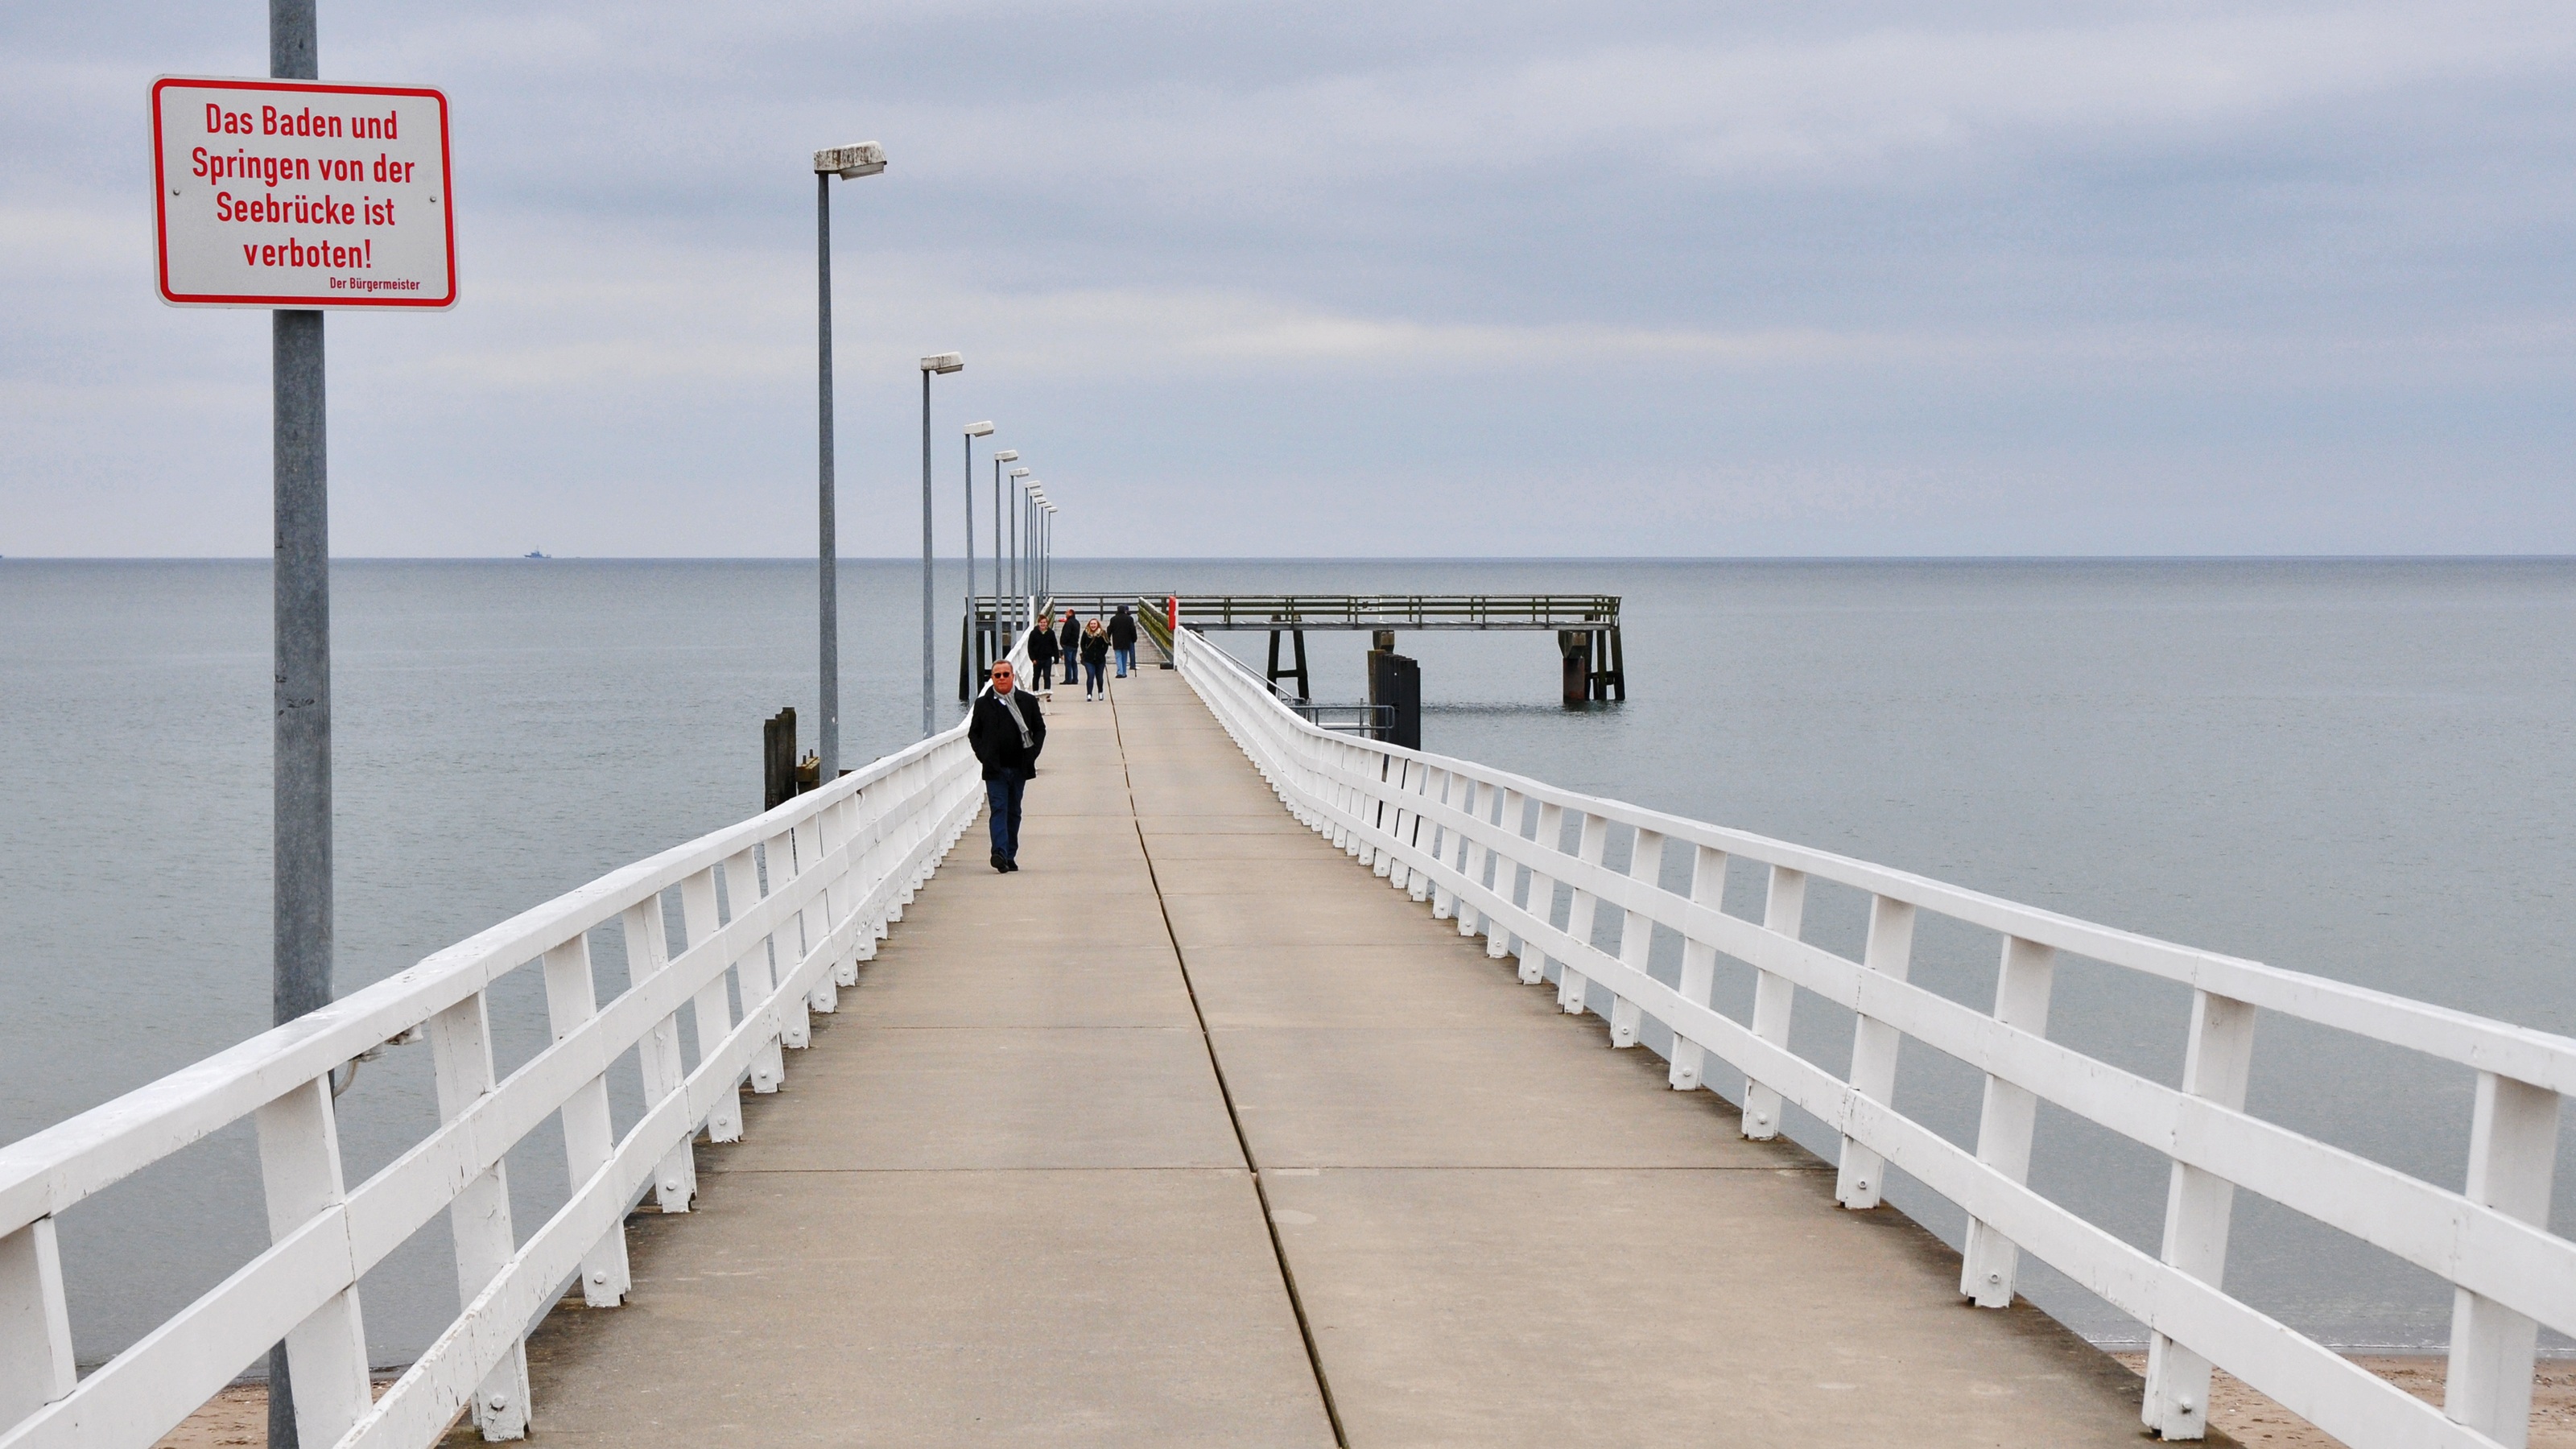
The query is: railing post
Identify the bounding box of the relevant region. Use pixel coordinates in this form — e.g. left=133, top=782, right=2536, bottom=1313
left=2443, top=1071, right=2562, bottom=1449
left=2142, top=989, right=2256, bottom=1440
left=761, top=833, right=812, bottom=1047
left=1374, top=757, right=1403, bottom=881
left=848, top=789, right=889, bottom=959
left=0, top=1216, right=76, bottom=1426
left=1486, top=790, right=1522, bottom=959
left=787, top=818, right=836, bottom=1014
left=843, top=788, right=881, bottom=971
left=1427, top=769, right=1457, bottom=917
left=1606, top=828, right=1663, bottom=1047
left=1556, top=812, right=1611, bottom=1016
left=1449, top=777, right=1484, bottom=933
left=1343, top=745, right=1368, bottom=860
left=1835, top=894, right=1917, bottom=1208
left=1668, top=844, right=1728, bottom=1091
left=427, top=990, right=531, bottom=1439
left=543, top=935, right=630, bottom=1305
left=1405, top=766, right=1439, bottom=902
left=1517, top=802, right=1566, bottom=985
left=679, top=867, right=745, bottom=1143
left=1323, top=741, right=1348, bottom=848
left=1959, top=935, right=2057, bottom=1306
left=897, top=767, right=927, bottom=912
left=622, top=896, right=697, bottom=1212
left=723, top=848, right=789, bottom=1092
left=254, top=1075, right=373, bottom=1447
left=1740, top=865, right=1806, bottom=1139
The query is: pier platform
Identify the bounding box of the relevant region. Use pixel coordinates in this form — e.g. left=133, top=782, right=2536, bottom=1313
left=486, top=666, right=2152, bottom=1446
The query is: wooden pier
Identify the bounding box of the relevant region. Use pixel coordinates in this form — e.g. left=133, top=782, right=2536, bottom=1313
left=972, top=595, right=1626, bottom=706
left=486, top=664, right=2141, bottom=1446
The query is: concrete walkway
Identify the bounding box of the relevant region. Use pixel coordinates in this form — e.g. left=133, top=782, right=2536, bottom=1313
left=495, top=663, right=2157, bottom=1447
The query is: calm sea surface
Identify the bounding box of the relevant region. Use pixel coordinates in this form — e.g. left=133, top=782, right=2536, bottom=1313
left=3, top=557, right=2572, bottom=1367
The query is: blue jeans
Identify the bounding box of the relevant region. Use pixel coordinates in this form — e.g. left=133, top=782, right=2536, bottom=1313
left=1115, top=645, right=1134, bottom=677
left=985, top=771, right=1025, bottom=860
left=1084, top=660, right=1106, bottom=696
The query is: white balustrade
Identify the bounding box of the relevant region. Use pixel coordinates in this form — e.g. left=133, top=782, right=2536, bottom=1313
left=1174, top=625, right=2576, bottom=1449
left=0, top=630, right=1023, bottom=1449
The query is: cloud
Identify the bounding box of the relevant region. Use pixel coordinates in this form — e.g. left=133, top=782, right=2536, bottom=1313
left=2, top=1, right=2574, bottom=557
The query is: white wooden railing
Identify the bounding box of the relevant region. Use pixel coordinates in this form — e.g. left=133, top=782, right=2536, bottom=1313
left=0, top=632, right=1028, bottom=1449
left=1175, top=625, right=2574, bottom=1449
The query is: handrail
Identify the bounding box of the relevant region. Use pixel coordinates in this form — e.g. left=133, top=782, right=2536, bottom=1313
left=1172, top=625, right=2572, bottom=1449
left=0, top=634, right=1030, bottom=1449
left=1134, top=595, right=1174, bottom=658
left=1046, top=593, right=1620, bottom=631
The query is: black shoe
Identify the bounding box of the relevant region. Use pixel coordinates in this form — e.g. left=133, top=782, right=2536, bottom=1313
left=990, top=851, right=1008, bottom=873
left=1004, top=857, right=1021, bottom=873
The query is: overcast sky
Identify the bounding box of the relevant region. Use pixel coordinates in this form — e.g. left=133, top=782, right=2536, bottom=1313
left=4, top=2, right=2572, bottom=557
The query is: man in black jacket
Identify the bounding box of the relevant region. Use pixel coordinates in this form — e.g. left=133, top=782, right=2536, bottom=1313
left=968, top=660, right=1046, bottom=872
left=1108, top=605, right=1138, bottom=678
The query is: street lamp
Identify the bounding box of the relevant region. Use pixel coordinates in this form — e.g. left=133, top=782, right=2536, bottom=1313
left=1014, top=481, right=1035, bottom=601
left=1006, top=466, right=1032, bottom=638
left=962, top=422, right=994, bottom=688
left=1043, top=502, right=1058, bottom=599
left=989, top=449, right=1018, bottom=660
left=918, top=351, right=963, bottom=737
left=811, top=140, right=885, bottom=782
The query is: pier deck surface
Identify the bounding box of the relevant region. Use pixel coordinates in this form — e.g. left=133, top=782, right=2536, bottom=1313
left=493, top=666, right=2156, bottom=1447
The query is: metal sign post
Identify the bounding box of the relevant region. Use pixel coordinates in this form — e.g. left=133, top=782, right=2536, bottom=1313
left=152, top=10, right=456, bottom=1442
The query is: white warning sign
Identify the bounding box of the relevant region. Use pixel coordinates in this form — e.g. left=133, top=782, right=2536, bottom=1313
left=151, top=76, right=456, bottom=309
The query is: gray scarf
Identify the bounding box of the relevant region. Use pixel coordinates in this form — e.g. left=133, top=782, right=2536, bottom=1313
left=989, top=686, right=1033, bottom=749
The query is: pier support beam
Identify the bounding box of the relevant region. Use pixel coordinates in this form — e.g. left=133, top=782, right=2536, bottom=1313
left=1265, top=623, right=1311, bottom=704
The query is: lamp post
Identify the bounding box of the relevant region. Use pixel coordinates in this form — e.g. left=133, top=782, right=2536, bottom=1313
left=962, top=422, right=994, bottom=687
left=1006, top=466, right=1031, bottom=638
left=1040, top=502, right=1055, bottom=599
left=811, top=141, right=886, bottom=781
left=1008, top=480, right=1024, bottom=634
left=989, top=449, right=1018, bottom=659
left=918, top=351, right=963, bottom=737
left=1014, top=479, right=1035, bottom=603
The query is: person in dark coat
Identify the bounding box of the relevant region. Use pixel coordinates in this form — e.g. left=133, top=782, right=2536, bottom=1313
left=968, top=659, right=1046, bottom=871
left=1026, top=610, right=1060, bottom=697
left=1108, top=605, right=1138, bottom=678
left=1058, top=610, right=1084, bottom=677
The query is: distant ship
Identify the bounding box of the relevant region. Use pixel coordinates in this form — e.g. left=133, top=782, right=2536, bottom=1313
left=522, top=550, right=550, bottom=560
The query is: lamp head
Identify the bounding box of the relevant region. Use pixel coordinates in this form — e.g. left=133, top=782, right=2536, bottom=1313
left=813, top=142, right=886, bottom=179
left=1009, top=468, right=1031, bottom=479
left=919, top=352, right=964, bottom=374
left=993, top=449, right=1019, bottom=462
left=964, top=420, right=995, bottom=438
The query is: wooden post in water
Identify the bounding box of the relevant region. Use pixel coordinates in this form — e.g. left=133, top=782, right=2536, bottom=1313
left=763, top=708, right=797, bottom=811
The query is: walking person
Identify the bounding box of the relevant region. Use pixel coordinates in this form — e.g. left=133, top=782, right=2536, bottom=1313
left=968, top=660, right=1046, bottom=872
left=1026, top=609, right=1060, bottom=698
left=1058, top=609, right=1083, bottom=681
left=1108, top=605, right=1138, bottom=679
left=1080, top=617, right=1111, bottom=700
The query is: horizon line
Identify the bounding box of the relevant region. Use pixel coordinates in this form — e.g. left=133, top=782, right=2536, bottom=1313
left=5, top=552, right=2576, bottom=565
